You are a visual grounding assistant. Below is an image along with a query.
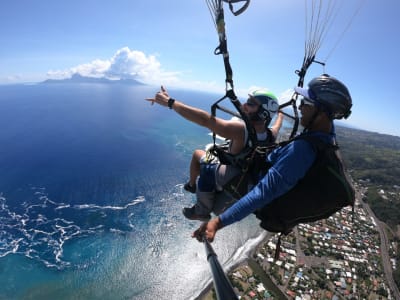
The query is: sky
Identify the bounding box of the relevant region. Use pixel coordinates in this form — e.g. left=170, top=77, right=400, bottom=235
left=0, top=0, right=399, bottom=136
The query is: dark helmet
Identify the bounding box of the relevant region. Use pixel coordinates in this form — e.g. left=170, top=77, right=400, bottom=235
left=248, top=89, right=279, bottom=122
left=295, top=74, right=352, bottom=119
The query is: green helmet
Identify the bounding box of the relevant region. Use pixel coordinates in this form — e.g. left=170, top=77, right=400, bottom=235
left=295, top=74, right=352, bottom=119
left=248, top=89, right=279, bottom=122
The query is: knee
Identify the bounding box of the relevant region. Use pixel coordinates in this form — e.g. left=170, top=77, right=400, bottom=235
left=193, top=149, right=206, bottom=161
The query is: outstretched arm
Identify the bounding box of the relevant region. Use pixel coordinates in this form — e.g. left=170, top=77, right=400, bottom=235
left=146, top=86, right=244, bottom=141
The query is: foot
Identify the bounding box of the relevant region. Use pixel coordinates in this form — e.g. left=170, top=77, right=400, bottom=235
left=183, top=182, right=196, bottom=194
left=182, top=206, right=211, bottom=222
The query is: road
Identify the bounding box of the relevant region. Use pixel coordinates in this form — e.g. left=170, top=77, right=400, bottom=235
left=359, top=190, right=400, bottom=300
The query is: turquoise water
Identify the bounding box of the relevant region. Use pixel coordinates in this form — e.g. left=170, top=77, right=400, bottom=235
left=0, top=83, right=267, bottom=299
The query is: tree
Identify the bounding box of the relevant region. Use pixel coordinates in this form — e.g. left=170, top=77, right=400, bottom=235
left=316, top=278, right=327, bottom=289
left=394, top=266, right=400, bottom=290
left=377, top=286, right=388, bottom=297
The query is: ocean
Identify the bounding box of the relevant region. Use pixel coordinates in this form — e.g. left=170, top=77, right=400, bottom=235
left=0, top=83, right=268, bottom=300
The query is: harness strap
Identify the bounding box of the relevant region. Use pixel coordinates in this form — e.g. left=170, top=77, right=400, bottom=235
left=224, top=147, right=257, bottom=198
left=212, top=4, right=258, bottom=148
left=224, top=0, right=251, bottom=16
left=214, top=8, right=233, bottom=90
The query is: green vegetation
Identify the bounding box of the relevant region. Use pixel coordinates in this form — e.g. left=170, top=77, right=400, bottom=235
left=394, top=243, right=400, bottom=291
left=337, top=126, right=400, bottom=183
left=364, top=187, right=400, bottom=227
left=336, top=126, right=400, bottom=226
left=336, top=126, right=400, bottom=292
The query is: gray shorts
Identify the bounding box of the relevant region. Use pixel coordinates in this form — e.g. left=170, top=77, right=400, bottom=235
left=194, top=164, right=242, bottom=216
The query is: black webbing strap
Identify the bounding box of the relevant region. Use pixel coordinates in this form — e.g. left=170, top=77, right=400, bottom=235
left=277, top=54, right=318, bottom=139
left=212, top=3, right=258, bottom=148
left=278, top=99, right=299, bottom=140
left=211, top=92, right=258, bottom=149
left=224, top=0, right=250, bottom=16
left=214, top=8, right=233, bottom=91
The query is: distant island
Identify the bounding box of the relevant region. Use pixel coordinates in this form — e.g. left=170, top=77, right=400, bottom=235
left=41, top=73, right=145, bottom=86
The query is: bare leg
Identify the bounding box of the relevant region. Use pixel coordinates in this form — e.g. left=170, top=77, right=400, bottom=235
left=189, top=149, right=205, bottom=186
left=184, top=149, right=205, bottom=193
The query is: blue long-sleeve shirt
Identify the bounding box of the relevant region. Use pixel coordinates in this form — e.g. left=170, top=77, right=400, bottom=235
left=219, top=131, right=335, bottom=227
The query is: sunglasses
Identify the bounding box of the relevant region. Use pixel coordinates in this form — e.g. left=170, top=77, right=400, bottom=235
left=246, top=97, right=259, bottom=107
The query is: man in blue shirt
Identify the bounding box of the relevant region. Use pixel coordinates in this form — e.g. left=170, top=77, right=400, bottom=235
left=192, top=74, right=353, bottom=242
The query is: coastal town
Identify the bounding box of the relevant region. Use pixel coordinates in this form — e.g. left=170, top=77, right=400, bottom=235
left=201, top=180, right=400, bottom=300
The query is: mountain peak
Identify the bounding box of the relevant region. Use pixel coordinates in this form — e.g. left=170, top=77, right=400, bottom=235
left=42, top=74, right=145, bottom=86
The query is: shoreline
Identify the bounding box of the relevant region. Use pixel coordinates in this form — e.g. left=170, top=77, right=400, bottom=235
left=195, top=232, right=274, bottom=300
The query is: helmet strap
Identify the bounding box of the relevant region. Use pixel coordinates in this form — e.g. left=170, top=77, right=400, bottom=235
left=248, top=112, right=263, bottom=122
left=264, top=118, right=272, bottom=130
left=257, top=106, right=271, bottom=122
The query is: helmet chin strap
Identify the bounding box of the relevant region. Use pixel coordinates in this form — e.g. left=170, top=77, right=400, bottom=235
left=264, top=118, right=272, bottom=131
left=248, top=112, right=272, bottom=133
left=248, top=112, right=263, bottom=122
left=249, top=112, right=272, bottom=123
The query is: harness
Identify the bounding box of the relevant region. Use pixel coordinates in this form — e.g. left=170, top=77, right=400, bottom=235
left=207, top=128, right=277, bottom=199
left=255, top=135, right=355, bottom=259
left=209, top=128, right=274, bottom=167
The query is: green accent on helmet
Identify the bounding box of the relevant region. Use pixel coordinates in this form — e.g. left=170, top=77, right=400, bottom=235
left=250, top=90, right=278, bottom=102
left=249, top=89, right=279, bottom=123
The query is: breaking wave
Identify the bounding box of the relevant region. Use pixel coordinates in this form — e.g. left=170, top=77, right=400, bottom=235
left=0, top=187, right=145, bottom=269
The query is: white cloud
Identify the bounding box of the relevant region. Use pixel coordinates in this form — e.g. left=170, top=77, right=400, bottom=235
left=44, top=47, right=251, bottom=94
left=46, top=47, right=182, bottom=86
left=7, top=74, right=23, bottom=81
left=44, top=48, right=299, bottom=101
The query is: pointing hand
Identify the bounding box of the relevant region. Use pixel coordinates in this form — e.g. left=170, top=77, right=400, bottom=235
left=145, top=85, right=170, bottom=107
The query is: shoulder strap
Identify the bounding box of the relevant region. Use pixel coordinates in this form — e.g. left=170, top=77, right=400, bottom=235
left=281, top=134, right=338, bottom=154
left=212, top=127, right=277, bottom=168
